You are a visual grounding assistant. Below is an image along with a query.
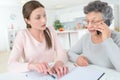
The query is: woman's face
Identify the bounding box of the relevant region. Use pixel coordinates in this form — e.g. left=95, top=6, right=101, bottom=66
left=86, top=11, right=103, bottom=35
left=26, top=7, right=47, bottom=31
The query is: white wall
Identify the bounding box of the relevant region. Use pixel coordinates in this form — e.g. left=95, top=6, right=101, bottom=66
left=0, top=6, right=8, bottom=51
left=55, top=4, right=86, bottom=22
left=46, top=9, right=56, bottom=27
left=113, top=4, right=119, bottom=29
left=0, top=5, right=25, bottom=51
left=119, top=0, right=120, bottom=29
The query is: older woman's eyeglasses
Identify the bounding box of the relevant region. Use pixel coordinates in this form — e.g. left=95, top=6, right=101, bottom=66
left=84, top=19, right=104, bottom=26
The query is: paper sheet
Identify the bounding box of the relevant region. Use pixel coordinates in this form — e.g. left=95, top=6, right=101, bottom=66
left=0, top=66, right=104, bottom=80
left=60, top=67, right=105, bottom=80
left=24, top=71, right=57, bottom=80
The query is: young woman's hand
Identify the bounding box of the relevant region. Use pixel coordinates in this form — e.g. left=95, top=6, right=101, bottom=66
left=28, top=62, right=50, bottom=74
left=50, top=61, right=69, bottom=78
left=76, top=56, right=89, bottom=66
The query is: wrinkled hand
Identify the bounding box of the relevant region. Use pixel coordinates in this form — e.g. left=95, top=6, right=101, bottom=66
left=94, top=21, right=111, bottom=41
left=28, top=62, right=50, bottom=74
left=49, top=61, right=69, bottom=78
left=76, top=56, right=89, bottom=66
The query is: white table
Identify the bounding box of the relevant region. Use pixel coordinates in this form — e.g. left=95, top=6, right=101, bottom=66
left=66, top=62, right=120, bottom=80
left=0, top=62, right=120, bottom=80
left=87, top=65, right=120, bottom=80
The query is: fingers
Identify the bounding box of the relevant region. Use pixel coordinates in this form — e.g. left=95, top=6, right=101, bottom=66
left=95, top=21, right=111, bottom=39
left=55, top=67, right=62, bottom=78
left=63, top=66, right=69, bottom=75
left=29, top=62, right=69, bottom=78
left=32, top=62, right=50, bottom=74
left=38, top=62, right=50, bottom=74
left=52, top=66, right=69, bottom=78
left=40, top=63, right=47, bottom=74
left=95, top=21, right=109, bottom=31
left=77, top=56, right=89, bottom=66
left=28, top=63, right=42, bottom=72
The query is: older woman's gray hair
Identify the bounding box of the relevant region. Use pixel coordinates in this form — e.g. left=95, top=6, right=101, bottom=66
left=84, top=0, right=114, bottom=26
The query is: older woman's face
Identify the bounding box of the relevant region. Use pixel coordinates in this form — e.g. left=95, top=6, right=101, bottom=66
left=86, top=11, right=104, bottom=35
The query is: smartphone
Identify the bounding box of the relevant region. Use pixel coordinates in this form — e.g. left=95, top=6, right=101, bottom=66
left=96, top=20, right=110, bottom=35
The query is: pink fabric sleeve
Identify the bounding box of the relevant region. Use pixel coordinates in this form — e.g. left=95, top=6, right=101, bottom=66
left=8, top=31, right=29, bottom=73
left=49, top=27, right=68, bottom=63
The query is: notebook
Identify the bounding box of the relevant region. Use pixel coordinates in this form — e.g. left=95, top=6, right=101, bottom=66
left=23, top=66, right=104, bottom=80
left=60, top=67, right=105, bottom=80
left=24, top=71, right=57, bottom=80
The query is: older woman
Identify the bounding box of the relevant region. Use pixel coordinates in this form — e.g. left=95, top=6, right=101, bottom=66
left=68, top=0, right=120, bottom=71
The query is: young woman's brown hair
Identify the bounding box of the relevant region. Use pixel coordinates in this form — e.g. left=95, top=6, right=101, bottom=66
left=22, top=0, right=52, bottom=49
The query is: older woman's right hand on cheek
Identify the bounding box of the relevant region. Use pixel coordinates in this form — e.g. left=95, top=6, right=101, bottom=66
left=76, top=56, right=89, bottom=66
left=28, top=62, right=50, bottom=74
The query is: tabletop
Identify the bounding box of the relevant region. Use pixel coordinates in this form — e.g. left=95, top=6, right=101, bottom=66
left=0, top=62, right=120, bottom=80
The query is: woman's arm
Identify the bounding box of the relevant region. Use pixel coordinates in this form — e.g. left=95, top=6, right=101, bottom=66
left=68, top=37, right=84, bottom=63
left=8, top=30, right=29, bottom=72
left=101, top=32, right=120, bottom=71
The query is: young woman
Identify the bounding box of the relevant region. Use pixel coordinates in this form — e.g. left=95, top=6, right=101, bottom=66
left=8, top=0, right=68, bottom=77
left=68, top=1, right=120, bottom=71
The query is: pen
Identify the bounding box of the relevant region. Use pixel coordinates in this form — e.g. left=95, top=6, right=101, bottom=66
left=47, top=72, right=57, bottom=79
left=97, top=73, right=105, bottom=80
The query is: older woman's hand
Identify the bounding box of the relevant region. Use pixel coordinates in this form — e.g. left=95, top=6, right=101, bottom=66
left=76, top=56, right=89, bottom=66
left=94, top=21, right=111, bottom=41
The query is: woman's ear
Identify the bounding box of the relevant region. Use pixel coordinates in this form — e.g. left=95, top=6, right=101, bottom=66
left=25, top=18, right=30, bottom=24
